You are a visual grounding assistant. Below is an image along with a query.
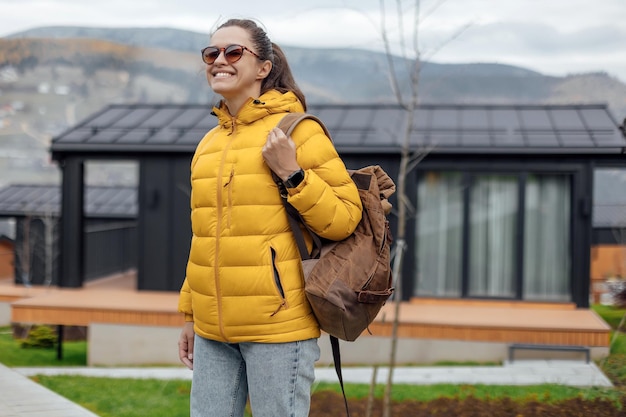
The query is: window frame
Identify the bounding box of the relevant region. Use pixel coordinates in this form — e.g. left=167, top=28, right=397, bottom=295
left=412, top=159, right=588, bottom=306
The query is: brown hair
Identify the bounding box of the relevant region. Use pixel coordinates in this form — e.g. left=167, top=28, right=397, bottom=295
left=215, top=19, right=307, bottom=110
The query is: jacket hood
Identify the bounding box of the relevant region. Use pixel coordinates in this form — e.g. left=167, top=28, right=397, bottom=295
left=213, top=90, right=304, bottom=131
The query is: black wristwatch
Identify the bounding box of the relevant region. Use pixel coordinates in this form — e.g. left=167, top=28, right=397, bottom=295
left=284, top=169, right=305, bottom=188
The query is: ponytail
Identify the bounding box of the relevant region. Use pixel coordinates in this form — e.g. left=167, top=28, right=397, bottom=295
left=262, top=43, right=306, bottom=110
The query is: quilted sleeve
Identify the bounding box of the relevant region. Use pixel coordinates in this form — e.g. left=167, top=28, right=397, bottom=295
left=286, top=119, right=363, bottom=241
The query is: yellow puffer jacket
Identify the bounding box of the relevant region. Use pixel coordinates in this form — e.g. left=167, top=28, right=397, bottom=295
left=178, top=90, right=363, bottom=343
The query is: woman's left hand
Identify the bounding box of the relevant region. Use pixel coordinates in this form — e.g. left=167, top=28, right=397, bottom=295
left=262, top=127, right=301, bottom=181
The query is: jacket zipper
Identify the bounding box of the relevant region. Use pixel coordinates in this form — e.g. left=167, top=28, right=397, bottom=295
left=223, top=166, right=234, bottom=229
left=215, top=136, right=236, bottom=341
left=270, top=247, right=288, bottom=316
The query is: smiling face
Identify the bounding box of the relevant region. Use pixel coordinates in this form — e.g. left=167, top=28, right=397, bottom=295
left=206, top=26, right=272, bottom=114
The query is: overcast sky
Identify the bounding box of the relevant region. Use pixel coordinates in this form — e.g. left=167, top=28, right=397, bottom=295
left=1, top=0, right=625, bottom=82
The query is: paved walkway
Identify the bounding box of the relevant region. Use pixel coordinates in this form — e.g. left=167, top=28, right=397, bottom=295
left=0, top=360, right=613, bottom=417
left=0, top=363, right=98, bottom=417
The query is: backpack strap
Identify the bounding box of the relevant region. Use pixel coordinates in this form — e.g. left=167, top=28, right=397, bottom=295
left=331, top=335, right=351, bottom=417
left=274, top=113, right=352, bottom=417
left=276, top=113, right=333, bottom=142
left=273, top=181, right=323, bottom=261
left=281, top=197, right=313, bottom=259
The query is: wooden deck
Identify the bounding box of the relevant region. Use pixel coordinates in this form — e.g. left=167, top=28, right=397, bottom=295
left=371, top=300, right=609, bottom=347
left=4, top=272, right=183, bottom=328
left=2, top=273, right=611, bottom=348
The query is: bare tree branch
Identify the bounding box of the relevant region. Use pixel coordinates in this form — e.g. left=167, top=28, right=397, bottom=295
left=407, top=147, right=435, bottom=173
left=380, top=0, right=405, bottom=106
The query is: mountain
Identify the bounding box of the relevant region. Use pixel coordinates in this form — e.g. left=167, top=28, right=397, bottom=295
left=6, top=26, right=626, bottom=113
left=1, top=26, right=625, bottom=186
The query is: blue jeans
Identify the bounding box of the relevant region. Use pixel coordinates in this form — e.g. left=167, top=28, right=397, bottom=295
left=191, top=335, right=320, bottom=417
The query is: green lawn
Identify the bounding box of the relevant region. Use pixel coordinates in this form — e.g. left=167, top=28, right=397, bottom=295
left=3, top=308, right=626, bottom=417
left=30, top=375, right=191, bottom=417
left=0, top=327, right=86, bottom=367
left=593, top=304, right=626, bottom=332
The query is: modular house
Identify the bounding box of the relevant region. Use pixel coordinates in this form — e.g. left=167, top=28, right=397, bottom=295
left=49, top=103, right=626, bottom=309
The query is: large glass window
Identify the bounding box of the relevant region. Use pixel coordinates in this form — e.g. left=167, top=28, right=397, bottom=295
left=468, top=175, right=518, bottom=297
left=416, top=172, right=463, bottom=297
left=523, top=175, right=571, bottom=301
left=415, top=171, right=572, bottom=302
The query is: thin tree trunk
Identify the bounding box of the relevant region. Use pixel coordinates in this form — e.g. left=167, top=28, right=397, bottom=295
left=380, top=1, right=421, bottom=415
left=382, top=105, right=415, bottom=417
left=366, top=313, right=386, bottom=417
left=366, top=364, right=379, bottom=417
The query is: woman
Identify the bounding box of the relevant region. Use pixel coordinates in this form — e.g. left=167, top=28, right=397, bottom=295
left=177, top=18, right=363, bottom=417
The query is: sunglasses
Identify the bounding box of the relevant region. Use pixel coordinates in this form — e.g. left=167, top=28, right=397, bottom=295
left=201, top=44, right=261, bottom=65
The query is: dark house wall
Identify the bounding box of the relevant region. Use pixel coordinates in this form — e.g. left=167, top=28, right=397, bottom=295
left=138, top=156, right=192, bottom=291
left=85, top=219, right=137, bottom=280
left=593, top=229, right=625, bottom=245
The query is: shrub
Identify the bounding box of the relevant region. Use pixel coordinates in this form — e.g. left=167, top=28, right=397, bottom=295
left=20, top=325, right=57, bottom=349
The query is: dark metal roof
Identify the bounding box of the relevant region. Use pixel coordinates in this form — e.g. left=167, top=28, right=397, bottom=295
left=50, top=103, right=626, bottom=156
left=0, top=185, right=137, bottom=218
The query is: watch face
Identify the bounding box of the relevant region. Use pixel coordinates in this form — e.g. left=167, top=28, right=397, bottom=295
left=286, top=169, right=305, bottom=188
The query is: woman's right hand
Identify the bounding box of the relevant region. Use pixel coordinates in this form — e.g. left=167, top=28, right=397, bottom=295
left=178, top=321, right=195, bottom=370
left=262, top=127, right=301, bottom=181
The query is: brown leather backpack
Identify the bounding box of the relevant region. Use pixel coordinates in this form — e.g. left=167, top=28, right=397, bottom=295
left=275, top=113, right=396, bottom=416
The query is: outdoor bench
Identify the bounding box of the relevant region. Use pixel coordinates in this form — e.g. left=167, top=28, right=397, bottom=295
left=508, top=343, right=590, bottom=363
